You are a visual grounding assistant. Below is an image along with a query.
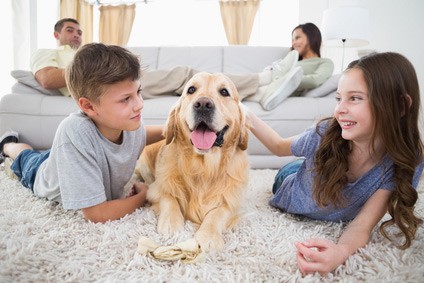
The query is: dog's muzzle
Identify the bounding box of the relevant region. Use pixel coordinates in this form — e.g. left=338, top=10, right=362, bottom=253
left=212, top=125, right=229, bottom=147
left=190, top=97, right=228, bottom=151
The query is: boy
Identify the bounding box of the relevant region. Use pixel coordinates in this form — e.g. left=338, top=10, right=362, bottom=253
left=0, top=43, right=163, bottom=223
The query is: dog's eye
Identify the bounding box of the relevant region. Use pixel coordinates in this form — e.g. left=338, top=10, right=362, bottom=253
left=187, top=86, right=196, bottom=95
left=220, top=88, right=230, bottom=97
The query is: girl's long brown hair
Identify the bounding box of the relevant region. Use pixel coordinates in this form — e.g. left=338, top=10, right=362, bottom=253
left=313, top=52, right=423, bottom=249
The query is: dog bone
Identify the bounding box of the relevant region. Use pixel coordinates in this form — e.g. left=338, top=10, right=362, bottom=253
left=137, top=236, right=205, bottom=263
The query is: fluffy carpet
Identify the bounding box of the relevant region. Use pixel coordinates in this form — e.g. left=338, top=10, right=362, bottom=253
left=1, top=167, right=423, bottom=283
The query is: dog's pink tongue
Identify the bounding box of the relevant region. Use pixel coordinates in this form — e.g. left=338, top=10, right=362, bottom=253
left=190, top=128, right=217, bottom=150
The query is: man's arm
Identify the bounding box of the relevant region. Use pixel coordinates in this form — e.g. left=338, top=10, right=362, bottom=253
left=34, top=67, right=67, bottom=89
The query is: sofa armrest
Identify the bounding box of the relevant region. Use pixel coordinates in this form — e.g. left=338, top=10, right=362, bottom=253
left=11, top=70, right=62, bottom=96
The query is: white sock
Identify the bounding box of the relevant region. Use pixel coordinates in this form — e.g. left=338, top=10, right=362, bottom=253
left=258, top=70, right=272, bottom=86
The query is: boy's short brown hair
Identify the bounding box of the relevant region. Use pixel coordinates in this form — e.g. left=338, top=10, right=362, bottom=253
left=66, top=43, right=141, bottom=103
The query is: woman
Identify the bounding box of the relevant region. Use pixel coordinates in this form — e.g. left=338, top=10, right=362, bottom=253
left=255, top=22, right=334, bottom=110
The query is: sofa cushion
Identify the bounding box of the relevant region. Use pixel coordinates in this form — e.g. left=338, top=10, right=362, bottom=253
left=302, top=74, right=341, bottom=98
left=223, top=46, right=290, bottom=74
left=127, top=47, right=159, bottom=70
left=11, top=70, right=62, bottom=96
left=156, top=46, right=223, bottom=72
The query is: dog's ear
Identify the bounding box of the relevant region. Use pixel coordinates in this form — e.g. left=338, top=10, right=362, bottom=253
left=164, top=103, right=180, bottom=144
left=238, top=102, right=249, bottom=150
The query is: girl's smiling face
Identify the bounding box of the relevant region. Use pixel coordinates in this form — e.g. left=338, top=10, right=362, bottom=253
left=334, top=68, right=374, bottom=145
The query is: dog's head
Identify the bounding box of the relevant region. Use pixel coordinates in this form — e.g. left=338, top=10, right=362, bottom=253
left=164, top=72, right=248, bottom=154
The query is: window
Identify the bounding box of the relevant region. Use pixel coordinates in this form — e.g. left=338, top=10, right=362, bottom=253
left=92, top=0, right=299, bottom=46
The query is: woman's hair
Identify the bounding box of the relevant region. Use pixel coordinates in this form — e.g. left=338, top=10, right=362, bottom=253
left=291, top=22, right=322, bottom=59
left=313, top=52, right=423, bottom=249
left=66, top=43, right=141, bottom=104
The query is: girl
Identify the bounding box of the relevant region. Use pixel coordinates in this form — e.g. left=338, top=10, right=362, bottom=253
left=247, top=52, right=424, bottom=275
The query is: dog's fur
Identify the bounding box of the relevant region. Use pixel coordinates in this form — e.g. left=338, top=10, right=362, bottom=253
left=134, top=72, right=250, bottom=251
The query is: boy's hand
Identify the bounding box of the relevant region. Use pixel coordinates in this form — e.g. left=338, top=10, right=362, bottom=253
left=127, top=182, right=148, bottom=198
left=294, top=238, right=350, bottom=276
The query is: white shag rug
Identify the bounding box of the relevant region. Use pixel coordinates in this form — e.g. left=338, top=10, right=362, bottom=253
left=1, top=167, right=424, bottom=283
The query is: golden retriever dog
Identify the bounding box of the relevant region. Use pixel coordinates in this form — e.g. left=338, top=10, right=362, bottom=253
left=135, top=72, right=250, bottom=251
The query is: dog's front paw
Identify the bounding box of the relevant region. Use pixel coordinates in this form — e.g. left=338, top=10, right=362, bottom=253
left=157, top=213, right=184, bottom=235
left=195, top=230, right=224, bottom=252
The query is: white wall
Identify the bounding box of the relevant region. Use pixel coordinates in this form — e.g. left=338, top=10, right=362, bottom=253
left=1, top=1, right=14, bottom=97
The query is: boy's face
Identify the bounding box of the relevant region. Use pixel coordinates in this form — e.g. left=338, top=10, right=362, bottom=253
left=86, top=79, right=143, bottom=143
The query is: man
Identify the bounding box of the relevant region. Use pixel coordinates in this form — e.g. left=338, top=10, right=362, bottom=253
left=31, top=18, right=82, bottom=97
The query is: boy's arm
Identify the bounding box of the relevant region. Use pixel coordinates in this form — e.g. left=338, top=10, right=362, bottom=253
left=246, top=110, right=294, bottom=157
left=295, top=189, right=391, bottom=275
left=145, top=125, right=165, bottom=145
left=81, top=182, right=148, bottom=223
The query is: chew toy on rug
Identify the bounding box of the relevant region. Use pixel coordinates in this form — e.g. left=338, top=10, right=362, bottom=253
left=137, top=237, right=205, bottom=263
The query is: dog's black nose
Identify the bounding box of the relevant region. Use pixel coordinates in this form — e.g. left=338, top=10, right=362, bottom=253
left=194, top=97, right=215, bottom=112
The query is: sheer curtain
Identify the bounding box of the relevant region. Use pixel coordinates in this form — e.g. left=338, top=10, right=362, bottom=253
left=219, top=0, right=260, bottom=45
left=98, top=4, right=136, bottom=46
left=60, top=0, right=93, bottom=45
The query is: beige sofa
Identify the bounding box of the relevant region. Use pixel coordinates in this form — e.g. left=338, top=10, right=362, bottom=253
left=0, top=46, right=339, bottom=169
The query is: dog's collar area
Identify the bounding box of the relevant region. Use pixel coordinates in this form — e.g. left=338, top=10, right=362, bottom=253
left=213, top=125, right=229, bottom=147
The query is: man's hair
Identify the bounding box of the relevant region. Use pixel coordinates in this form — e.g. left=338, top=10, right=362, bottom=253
left=65, top=43, right=141, bottom=103
left=54, top=18, right=80, bottom=33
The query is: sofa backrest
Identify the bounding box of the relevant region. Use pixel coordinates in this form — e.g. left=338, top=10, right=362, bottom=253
left=126, top=46, right=291, bottom=74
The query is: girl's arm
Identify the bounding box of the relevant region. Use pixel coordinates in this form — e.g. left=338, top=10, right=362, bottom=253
left=145, top=125, right=164, bottom=145
left=295, top=188, right=391, bottom=275
left=246, top=110, right=294, bottom=157
left=81, top=182, right=148, bottom=223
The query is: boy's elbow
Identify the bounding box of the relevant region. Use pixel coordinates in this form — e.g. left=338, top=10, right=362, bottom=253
left=82, top=210, right=107, bottom=223
left=81, top=205, right=111, bottom=223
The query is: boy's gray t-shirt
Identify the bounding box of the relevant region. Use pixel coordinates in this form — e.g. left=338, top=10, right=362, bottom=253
left=33, top=111, right=146, bottom=210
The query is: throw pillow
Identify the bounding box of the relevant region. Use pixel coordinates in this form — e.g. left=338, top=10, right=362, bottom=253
left=302, top=74, right=341, bottom=98
left=10, top=70, right=62, bottom=96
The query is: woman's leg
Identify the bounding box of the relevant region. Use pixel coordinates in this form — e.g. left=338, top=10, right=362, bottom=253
left=141, top=66, right=198, bottom=99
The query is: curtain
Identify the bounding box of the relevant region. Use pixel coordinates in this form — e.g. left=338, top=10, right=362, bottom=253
left=98, top=4, right=136, bottom=46
left=60, top=0, right=93, bottom=45
left=219, top=0, right=260, bottom=45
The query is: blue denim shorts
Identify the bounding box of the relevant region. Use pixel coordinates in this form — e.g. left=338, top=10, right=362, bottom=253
left=10, top=149, right=50, bottom=190
left=272, top=158, right=305, bottom=194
